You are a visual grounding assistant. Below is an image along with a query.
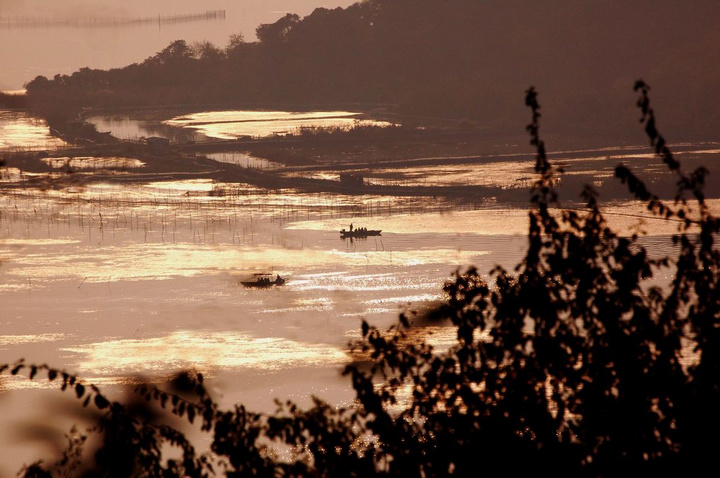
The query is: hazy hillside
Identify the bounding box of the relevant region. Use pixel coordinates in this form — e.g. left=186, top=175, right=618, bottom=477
left=24, top=0, right=720, bottom=143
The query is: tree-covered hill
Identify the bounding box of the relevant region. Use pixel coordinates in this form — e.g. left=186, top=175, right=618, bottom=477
left=24, top=0, right=720, bottom=143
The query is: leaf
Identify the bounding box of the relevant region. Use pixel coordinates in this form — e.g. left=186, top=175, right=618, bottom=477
left=94, top=394, right=110, bottom=410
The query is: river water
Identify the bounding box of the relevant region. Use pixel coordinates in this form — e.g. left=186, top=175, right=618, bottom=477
left=86, top=110, right=395, bottom=141
left=0, top=109, right=66, bottom=151
left=0, top=108, right=716, bottom=474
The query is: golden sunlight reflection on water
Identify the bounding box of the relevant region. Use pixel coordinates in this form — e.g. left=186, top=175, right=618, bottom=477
left=0, top=239, right=81, bottom=246
left=3, top=244, right=488, bottom=283
left=4, top=114, right=720, bottom=477
left=281, top=144, right=720, bottom=191
left=41, top=157, right=144, bottom=170
left=282, top=161, right=534, bottom=188
left=362, top=293, right=443, bottom=306
left=205, top=151, right=283, bottom=170
left=0, top=110, right=66, bottom=150
left=291, top=199, right=720, bottom=238
left=143, top=179, right=217, bottom=192
left=173, top=111, right=363, bottom=123
left=62, top=331, right=349, bottom=376
left=2, top=166, right=719, bottom=410
left=165, top=110, right=394, bottom=139
left=0, top=333, right=66, bottom=346
left=288, top=210, right=531, bottom=236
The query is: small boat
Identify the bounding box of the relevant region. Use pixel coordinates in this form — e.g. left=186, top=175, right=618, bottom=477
left=340, top=227, right=382, bottom=238
left=240, top=273, right=286, bottom=288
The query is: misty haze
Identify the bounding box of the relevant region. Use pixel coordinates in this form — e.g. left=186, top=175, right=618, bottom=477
left=1, top=0, right=719, bottom=476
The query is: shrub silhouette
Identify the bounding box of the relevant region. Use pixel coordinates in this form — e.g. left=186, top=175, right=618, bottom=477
left=7, top=83, right=720, bottom=476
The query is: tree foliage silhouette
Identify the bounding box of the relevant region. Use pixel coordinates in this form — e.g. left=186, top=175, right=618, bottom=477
left=6, top=83, right=720, bottom=476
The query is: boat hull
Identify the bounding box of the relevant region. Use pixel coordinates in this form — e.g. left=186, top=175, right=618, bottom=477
left=340, top=230, right=381, bottom=238
left=240, top=281, right=284, bottom=288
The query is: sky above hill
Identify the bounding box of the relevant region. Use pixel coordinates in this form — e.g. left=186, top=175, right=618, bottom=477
left=0, top=0, right=356, bottom=90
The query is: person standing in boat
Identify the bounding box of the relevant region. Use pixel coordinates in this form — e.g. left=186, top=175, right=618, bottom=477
left=350, top=223, right=353, bottom=232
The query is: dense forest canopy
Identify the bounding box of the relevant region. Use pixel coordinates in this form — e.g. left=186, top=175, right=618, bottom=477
left=24, top=0, right=720, bottom=144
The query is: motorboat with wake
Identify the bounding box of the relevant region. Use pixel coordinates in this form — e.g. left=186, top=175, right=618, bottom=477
left=240, top=273, right=286, bottom=288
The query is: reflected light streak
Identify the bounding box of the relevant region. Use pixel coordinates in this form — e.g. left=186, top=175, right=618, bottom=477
left=1, top=374, right=160, bottom=391
left=281, top=146, right=720, bottom=191
left=362, top=293, right=444, bottom=306
left=290, top=271, right=457, bottom=293
left=339, top=307, right=396, bottom=316
left=165, top=110, right=392, bottom=139
left=295, top=298, right=334, bottom=307
left=0, top=110, right=66, bottom=150
left=205, top=152, right=282, bottom=170
left=168, top=111, right=363, bottom=125
left=0, top=239, right=81, bottom=246
left=3, top=236, right=486, bottom=284
left=63, top=331, right=349, bottom=376
left=41, top=157, right=144, bottom=170
left=6, top=244, right=347, bottom=282
left=326, top=249, right=488, bottom=267
left=143, top=179, right=216, bottom=192
left=290, top=211, right=531, bottom=236
left=190, top=118, right=392, bottom=140
left=0, top=333, right=66, bottom=346
left=0, top=284, right=31, bottom=292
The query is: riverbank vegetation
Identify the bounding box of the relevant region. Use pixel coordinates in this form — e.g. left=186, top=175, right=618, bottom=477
left=4, top=84, right=719, bottom=476
left=0, top=91, right=27, bottom=109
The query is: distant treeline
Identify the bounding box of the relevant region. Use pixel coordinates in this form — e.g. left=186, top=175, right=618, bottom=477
left=24, top=0, right=720, bottom=143
left=0, top=10, right=225, bottom=29
left=0, top=92, right=27, bottom=109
